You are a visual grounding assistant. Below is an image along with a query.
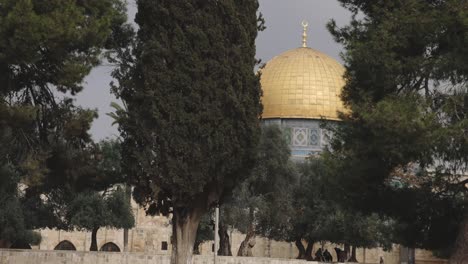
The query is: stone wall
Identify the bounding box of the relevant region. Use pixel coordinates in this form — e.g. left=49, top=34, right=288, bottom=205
left=38, top=204, right=173, bottom=254
left=1, top=248, right=448, bottom=264
left=0, top=249, right=314, bottom=264
left=0, top=249, right=448, bottom=264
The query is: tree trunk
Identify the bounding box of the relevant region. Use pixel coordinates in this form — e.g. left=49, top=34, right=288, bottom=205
left=344, top=243, right=350, bottom=262
left=237, top=226, right=255, bottom=257
left=193, top=241, right=201, bottom=255
left=0, top=240, right=12, bottom=249
left=123, top=184, right=132, bottom=252
left=295, top=238, right=307, bottom=259
left=171, top=207, right=205, bottom=264
left=218, top=224, right=232, bottom=256
left=305, top=241, right=314, bottom=261
left=348, top=246, right=358, bottom=262
left=90, top=227, right=99, bottom=251
left=450, top=214, right=468, bottom=264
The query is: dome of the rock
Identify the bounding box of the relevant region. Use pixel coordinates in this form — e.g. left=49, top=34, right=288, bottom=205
left=260, top=22, right=347, bottom=158
left=260, top=47, right=346, bottom=121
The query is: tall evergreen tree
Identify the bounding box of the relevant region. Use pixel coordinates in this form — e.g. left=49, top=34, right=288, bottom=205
left=112, top=1, right=262, bottom=263
left=0, top=0, right=130, bottom=245
left=325, top=0, right=467, bottom=260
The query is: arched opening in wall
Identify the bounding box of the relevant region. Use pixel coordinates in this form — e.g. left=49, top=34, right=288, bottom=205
left=54, top=240, right=76, bottom=251
left=10, top=241, right=32, bottom=249
left=100, top=242, right=120, bottom=252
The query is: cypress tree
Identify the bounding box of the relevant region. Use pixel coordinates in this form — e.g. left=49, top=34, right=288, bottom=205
left=113, top=1, right=262, bottom=263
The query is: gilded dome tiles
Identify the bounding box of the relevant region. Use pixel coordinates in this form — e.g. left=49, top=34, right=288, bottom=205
left=260, top=47, right=347, bottom=120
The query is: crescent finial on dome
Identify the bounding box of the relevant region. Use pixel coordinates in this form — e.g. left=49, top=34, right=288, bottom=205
left=302, top=20, right=309, bottom=47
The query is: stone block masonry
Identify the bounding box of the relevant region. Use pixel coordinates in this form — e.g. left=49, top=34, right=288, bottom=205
left=0, top=249, right=335, bottom=264
left=0, top=248, right=447, bottom=264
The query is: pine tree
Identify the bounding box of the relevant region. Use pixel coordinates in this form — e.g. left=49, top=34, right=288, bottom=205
left=0, top=0, right=130, bottom=246
left=326, top=0, right=467, bottom=259
left=113, top=1, right=262, bottom=263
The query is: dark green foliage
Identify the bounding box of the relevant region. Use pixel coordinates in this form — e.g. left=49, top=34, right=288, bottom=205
left=114, top=0, right=262, bottom=210
left=0, top=166, right=27, bottom=244
left=68, top=187, right=134, bottom=251
left=0, top=0, right=130, bottom=245
left=325, top=0, right=468, bottom=254
left=105, top=187, right=135, bottom=229
left=62, top=139, right=134, bottom=251
left=194, top=213, right=214, bottom=254
left=222, top=125, right=297, bottom=242
left=69, top=188, right=134, bottom=232
left=112, top=1, right=262, bottom=261
left=289, top=157, right=393, bottom=259
left=0, top=104, right=43, bottom=245
left=0, top=0, right=130, bottom=96
left=0, top=103, right=45, bottom=246
left=69, top=192, right=108, bottom=232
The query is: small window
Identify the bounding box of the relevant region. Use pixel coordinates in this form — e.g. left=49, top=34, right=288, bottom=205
left=161, top=241, right=168, bottom=251
left=212, top=243, right=215, bottom=252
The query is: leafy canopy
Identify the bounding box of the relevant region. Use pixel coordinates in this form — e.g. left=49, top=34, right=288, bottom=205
left=114, top=0, right=263, bottom=212
left=0, top=0, right=130, bottom=244
left=326, top=0, right=468, bottom=252
left=222, top=125, right=297, bottom=241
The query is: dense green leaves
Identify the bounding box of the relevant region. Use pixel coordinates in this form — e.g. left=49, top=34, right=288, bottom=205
left=194, top=212, right=214, bottom=254
left=219, top=125, right=296, bottom=254
left=114, top=0, right=262, bottom=216
left=68, top=186, right=134, bottom=251
left=0, top=0, right=130, bottom=246
left=113, top=1, right=262, bottom=261
left=289, top=158, right=394, bottom=256
left=326, top=0, right=468, bottom=254
left=236, top=125, right=296, bottom=239
left=0, top=0, right=129, bottom=95
left=69, top=188, right=134, bottom=232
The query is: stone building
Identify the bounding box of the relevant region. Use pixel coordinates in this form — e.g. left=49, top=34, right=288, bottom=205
left=34, top=23, right=447, bottom=264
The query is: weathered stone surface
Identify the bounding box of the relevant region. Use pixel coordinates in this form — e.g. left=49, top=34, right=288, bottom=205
left=32, top=197, right=447, bottom=264
left=0, top=248, right=448, bottom=264
left=0, top=250, right=328, bottom=264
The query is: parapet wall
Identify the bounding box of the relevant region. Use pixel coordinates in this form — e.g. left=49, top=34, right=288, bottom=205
left=0, top=250, right=312, bottom=264
left=0, top=249, right=448, bottom=264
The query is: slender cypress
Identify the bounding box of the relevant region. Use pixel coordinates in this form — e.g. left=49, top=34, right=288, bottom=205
left=114, top=1, right=262, bottom=263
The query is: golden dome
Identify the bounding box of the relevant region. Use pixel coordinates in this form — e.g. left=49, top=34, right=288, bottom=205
left=260, top=47, right=346, bottom=120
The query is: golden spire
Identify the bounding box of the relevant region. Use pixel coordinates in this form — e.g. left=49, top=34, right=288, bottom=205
left=302, top=20, right=309, bottom=48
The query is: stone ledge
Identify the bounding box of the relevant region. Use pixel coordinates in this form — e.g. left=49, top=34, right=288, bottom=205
left=0, top=249, right=371, bottom=264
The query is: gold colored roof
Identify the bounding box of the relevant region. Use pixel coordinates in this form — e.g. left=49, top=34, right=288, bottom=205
left=260, top=47, right=347, bottom=120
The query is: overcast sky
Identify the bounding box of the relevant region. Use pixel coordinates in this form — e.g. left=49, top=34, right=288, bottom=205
left=76, top=0, right=352, bottom=141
